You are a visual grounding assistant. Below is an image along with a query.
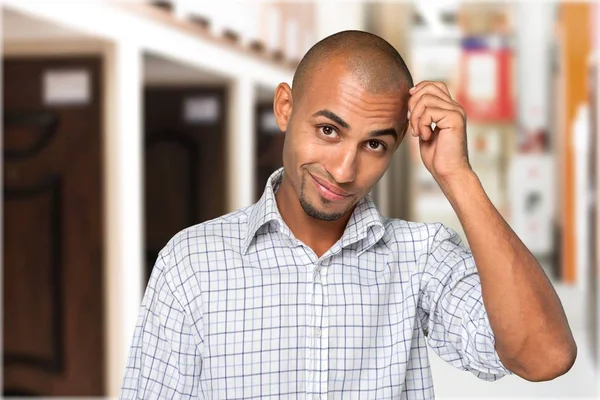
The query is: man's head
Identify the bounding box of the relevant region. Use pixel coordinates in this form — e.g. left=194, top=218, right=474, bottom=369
left=273, top=30, right=413, bottom=222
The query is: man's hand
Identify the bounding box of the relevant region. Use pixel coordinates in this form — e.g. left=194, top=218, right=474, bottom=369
left=407, top=81, right=471, bottom=185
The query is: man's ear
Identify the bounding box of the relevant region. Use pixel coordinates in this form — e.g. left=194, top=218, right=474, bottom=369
left=273, top=83, right=293, bottom=132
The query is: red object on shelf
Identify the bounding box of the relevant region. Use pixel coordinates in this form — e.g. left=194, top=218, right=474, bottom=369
left=456, top=48, right=514, bottom=122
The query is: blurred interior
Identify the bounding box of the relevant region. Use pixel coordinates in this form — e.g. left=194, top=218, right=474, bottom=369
left=2, top=1, right=599, bottom=398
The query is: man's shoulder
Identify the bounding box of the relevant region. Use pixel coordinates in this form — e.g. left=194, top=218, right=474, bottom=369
left=155, top=205, right=253, bottom=274
left=383, top=218, right=445, bottom=242
left=380, top=219, right=466, bottom=263
left=386, top=219, right=468, bottom=254
left=170, top=205, right=252, bottom=250
left=147, top=207, right=254, bottom=310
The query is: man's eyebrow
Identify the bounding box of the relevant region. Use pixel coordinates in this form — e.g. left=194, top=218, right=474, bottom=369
left=312, top=109, right=350, bottom=130
left=369, top=128, right=398, bottom=140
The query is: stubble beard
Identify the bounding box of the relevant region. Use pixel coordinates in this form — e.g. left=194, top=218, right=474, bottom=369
left=298, top=176, right=348, bottom=222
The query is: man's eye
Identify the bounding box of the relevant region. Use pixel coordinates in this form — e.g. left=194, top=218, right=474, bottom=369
left=368, top=140, right=383, bottom=150
left=320, top=126, right=337, bottom=137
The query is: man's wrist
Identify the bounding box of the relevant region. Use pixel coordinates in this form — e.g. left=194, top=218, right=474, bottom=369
left=437, top=168, right=482, bottom=205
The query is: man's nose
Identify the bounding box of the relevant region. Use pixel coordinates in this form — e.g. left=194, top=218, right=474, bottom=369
left=328, top=147, right=357, bottom=184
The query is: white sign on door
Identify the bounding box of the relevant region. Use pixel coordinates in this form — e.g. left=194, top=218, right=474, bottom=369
left=43, top=70, right=90, bottom=105
left=184, top=97, right=220, bottom=124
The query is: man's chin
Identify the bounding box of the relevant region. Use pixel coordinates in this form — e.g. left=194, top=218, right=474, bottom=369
left=299, top=197, right=346, bottom=222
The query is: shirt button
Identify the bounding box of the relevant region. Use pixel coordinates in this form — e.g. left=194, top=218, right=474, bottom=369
left=313, top=395, right=320, bottom=400
left=314, top=328, right=322, bottom=337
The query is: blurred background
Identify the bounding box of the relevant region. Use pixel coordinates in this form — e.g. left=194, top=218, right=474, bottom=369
left=1, top=1, right=599, bottom=398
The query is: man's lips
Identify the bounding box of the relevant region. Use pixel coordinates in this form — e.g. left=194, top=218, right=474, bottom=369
left=309, top=174, right=352, bottom=199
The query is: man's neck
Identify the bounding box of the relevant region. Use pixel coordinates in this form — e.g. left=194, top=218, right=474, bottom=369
left=274, top=176, right=353, bottom=258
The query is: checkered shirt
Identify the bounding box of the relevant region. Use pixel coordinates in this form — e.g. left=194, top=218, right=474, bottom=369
left=120, top=167, right=510, bottom=399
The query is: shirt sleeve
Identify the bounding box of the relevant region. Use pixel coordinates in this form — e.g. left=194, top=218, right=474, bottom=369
left=120, top=246, right=202, bottom=399
left=417, top=223, right=511, bottom=381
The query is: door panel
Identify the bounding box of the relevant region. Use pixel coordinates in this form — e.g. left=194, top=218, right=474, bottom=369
left=144, top=87, right=226, bottom=280
left=3, top=57, right=104, bottom=396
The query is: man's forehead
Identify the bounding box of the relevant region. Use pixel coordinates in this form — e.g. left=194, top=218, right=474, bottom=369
left=305, top=79, right=407, bottom=116
left=306, top=64, right=408, bottom=103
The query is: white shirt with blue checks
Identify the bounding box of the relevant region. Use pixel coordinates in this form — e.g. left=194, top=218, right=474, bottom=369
left=120, top=167, right=510, bottom=399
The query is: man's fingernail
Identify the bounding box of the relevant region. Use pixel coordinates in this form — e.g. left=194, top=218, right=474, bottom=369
left=407, top=110, right=411, bottom=119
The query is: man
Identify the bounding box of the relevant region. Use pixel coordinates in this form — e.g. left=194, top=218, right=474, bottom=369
left=121, top=31, right=576, bottom=399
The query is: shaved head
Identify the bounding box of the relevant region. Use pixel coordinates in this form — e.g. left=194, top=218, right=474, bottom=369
left=272, top=30, right=413, bottom=225
left=292, top=30, right=413, bottom=100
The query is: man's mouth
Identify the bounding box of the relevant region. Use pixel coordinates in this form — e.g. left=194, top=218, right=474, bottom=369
left=309, top=174, right=351, bottom=201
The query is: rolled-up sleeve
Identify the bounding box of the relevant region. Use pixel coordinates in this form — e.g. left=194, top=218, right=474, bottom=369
left=120, top=246, right=202, bottom=399
left=418, top=223, right=511, bottom=381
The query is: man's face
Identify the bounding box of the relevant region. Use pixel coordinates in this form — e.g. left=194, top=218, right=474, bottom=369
left=274, top=59, right=409, bottom=221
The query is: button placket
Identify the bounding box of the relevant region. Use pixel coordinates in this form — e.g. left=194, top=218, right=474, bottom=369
left=303, top=247, right=320, bottom=396
left=307, top=256, right=328, bottom=397
left=318, top=257, right=330, bottom=397
left=305, top=252, right=333, bottom=397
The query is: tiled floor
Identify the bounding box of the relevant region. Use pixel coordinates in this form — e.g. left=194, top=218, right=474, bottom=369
left=430, top=283, right=598, bottom=399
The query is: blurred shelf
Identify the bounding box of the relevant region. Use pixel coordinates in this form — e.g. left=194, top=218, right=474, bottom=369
left=115, top=2, right=299, bottom=71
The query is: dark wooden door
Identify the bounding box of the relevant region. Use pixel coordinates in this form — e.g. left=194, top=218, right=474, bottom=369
left=3, top=57, right=104, bottom=396
left=255, top=102, right=285, bottom=200
left=144, top=87, right=227, bottom=280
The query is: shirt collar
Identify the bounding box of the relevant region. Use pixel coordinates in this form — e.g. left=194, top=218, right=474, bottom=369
left=242, top=167, right=386, bottom=256
left=242, top=168, right=286, bottom=254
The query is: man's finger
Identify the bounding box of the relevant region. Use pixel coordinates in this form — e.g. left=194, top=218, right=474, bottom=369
left=417, top=107, right=464, bottom=134
left=418, top=118, right=434, bottom=141
left=408, top=85, right=454, bottom=113
left=409, top=94, right=460, bottom=137
left=419, top=126, right=439, bottom=144
left=411, top=103, right=436, bottom=141
left=410, top=82, right=453, bottom=101
left=410, top=81, right=452, bottom=98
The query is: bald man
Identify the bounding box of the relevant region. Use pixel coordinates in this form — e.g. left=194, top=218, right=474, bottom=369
left=121, top=31, right=576, bottom=399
